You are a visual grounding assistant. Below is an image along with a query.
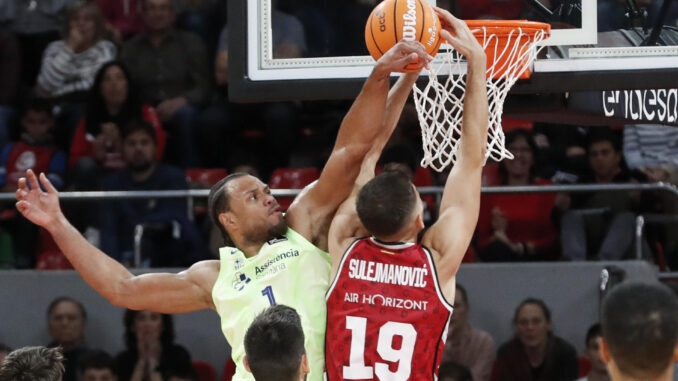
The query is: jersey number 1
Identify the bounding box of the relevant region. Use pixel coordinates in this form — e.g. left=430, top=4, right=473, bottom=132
left=261, top=286, right=276, bottom=306
left=343, top=316, right=417, bottom=380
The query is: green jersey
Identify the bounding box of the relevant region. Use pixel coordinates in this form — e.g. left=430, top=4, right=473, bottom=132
left=212, top=228, right=331, bottom=381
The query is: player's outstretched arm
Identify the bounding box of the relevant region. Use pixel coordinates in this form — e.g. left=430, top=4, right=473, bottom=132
left=287, top=41, right=432, bottom=250
left=423, top=9, right=488, bottom=279
left=15, top=170, right=217, bottom=313
left=329, top=71, right=421, bottom=271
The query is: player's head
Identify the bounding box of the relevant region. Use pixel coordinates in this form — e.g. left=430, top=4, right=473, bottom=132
left=582, top=323, right=607, bottom=376
left=208, top=173, right=286, bottom=246
left=600, top=282, right=678, bottom=380
left=0, top=346, right=65, bottom=381
left=243, top=305, right=309, bottom=381
left=513, top=298, right=552, bottom=350
left=77, top=350, right=117, bottom=381
left=357, top=171, right=424, bottom=240
left=46, top=297, right=87, bottom=349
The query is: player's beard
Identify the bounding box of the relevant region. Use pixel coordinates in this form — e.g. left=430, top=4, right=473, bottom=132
left=244, top=215, right=289, bottom=244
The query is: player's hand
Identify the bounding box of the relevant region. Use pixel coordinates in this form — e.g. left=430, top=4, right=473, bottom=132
left=433, top=7, right=485, bottom=65
left=15, top=169, right=63, bottom=229
left=375, top=40, right=433, bottom=74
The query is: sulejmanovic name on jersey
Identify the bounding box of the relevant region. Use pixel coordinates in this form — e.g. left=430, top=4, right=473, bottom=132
left=347, top=258, right=428, bottom=287
left=211, top=228, right=331, bottom=381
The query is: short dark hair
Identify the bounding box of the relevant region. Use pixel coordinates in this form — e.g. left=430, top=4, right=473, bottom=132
left=438, top=361, right=472, bottom=381
left=77, top=350, right=115, bottom=375
left=20, top=98, right=53, bottom=119
left=513, top=298, right=551, bottom=325
left=357, top=172, right=418, bottom=238
left=0, top=343, right=13, bottom=353
left=123, top=309, right=175, bottom=350
left=585, top=323, right=601, bottom=346
left=207, top=173, right=250, bottom=245
left=601, top=282, right=678, bottom=379
left=47, top=297, right=87, bottom=321
left=379, top=144, right=418, bottom=175
left=121, top=119, right=157, bottom=144
left=244, top=305, right=306, bottom=381
left=0, top=346, right=64, bottom=381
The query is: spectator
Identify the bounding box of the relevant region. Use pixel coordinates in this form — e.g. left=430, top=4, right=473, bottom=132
left=115, top=309, right=193, bottom=381
left=46, top=297, right=89, bottom=381
left=577, top=323, right=610, bottom=381
left=0, top=343, right=12, bottom=363
left=244, top=305, right=309, bottom=381
left=0, top=98, right=66, bottom=268
left=36, top=1, right=116, bottom=99
left=0, top=0, right=76, bottom=88
left=95, top=0, right=144, bottom=42
left=442, top=284, right=495, bottom=381
left=439, top=361, right=474, bottom=381
left=77, top=350, right=117, bottom=381
left=0, top=28, right=21, bottom=151
left=69, top=61, right=166, bottom=190
left=119, top=0, right=210, bottom=167
left=560, top=128, right=649, bottom=260
left=477, top=129, right=562, bottom=262
left=600, top=282, right=678, bottom=381
left=166, top=369, right=199, bottom=381
left=494, top=298, right=579, bottom=381
left=98, top=119, right=205, bottom=266
left=0, top=346, right=64, bottom=381
left=198, top=3, right=304, bottom=170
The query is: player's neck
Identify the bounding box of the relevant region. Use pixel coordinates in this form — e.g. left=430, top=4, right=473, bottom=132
left=608, top=362, right=673, bottom=381
left=373, top=233, right=417, bottom=245
left=235, top=239, right=266, bottom=258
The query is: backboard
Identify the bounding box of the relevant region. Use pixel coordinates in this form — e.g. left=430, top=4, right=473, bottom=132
left=228, top=0, right=678, bottom=125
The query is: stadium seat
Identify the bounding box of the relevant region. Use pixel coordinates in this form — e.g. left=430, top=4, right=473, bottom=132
left=222, top=358, right=236, bottom=381
left=269, top=167, right=320, bottom=211
left=186, top=169, right=228, bottom=218
left=35, top=228, right=72, bottom=270
left=578, top=355, right=591, bottom=378
left=482, top=162, right=501, bottom=186
left=192, top=361, right=217, bottom=381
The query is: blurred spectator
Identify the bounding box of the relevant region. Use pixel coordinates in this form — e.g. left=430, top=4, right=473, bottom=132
left=600, top=282, right=678, bottom=381
left=115, top=309, right=193, bottom=381
left=477, top=129, right=562, bottom=262
left=439, top=361, right=474, bottom=381
left=99, top=119, right=205, bottom=266
left=0, top=0, right=76, bottom=87
left=95, top=0, right=144, bottom=42
left=69, top=61, right=166, bottom=191
left=77, top=350, right=117, bottom=381
left=0, top=343, right=12, bottom=363
left=0, top=28, right=21, bottom=151
left=198, top=5, right=304, bottom=170
left=531, top=123, right=588, bottom=184
left=36, top=1, right=116, bottom=99
left=0, top=98, right=66, bottom=268
left=0, top=346, right=64, bottom=381
left=119, top=0, right=210, bottom=167
left=560, top=128, right=650, bottom=261
left=46, top=296, right=89, bottom=381
left=494, top=298, right=578, bottom=381
left=442, top=284, right=495, bottom=381
left=577, top=323, right=610, bottom=381
left=166, top=368, right=199, bottom=381
left=175, top=0, right=224, bottom=57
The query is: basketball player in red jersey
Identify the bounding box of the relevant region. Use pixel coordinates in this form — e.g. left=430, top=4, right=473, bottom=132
left=325, top=8, right=488, bottom=381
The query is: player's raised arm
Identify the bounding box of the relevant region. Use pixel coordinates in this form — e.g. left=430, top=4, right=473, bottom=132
left=423, top=9, right=488, bottom=278
left=328, top=71, right=421, bottom=270
left=287, top=41, right=432, bottom=249
left=15, top=170, right=217, bottom=313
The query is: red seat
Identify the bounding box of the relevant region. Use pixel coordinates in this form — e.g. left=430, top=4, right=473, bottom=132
left=269, top=168, right=320, bottom=211
left=186, top=169, right=228, bottom=187
left=35, top=228, right=72, bottom=270
left=192, top=361, right=217, bottom=381
left=222, top=358, right=236, bottom=381
left=482, top=162, right=501, bottom=186
left=578, top=355, right=591, bottom=378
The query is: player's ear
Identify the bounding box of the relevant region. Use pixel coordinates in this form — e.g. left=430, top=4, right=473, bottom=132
left=301, top=354, right=310, bottom=374
left=598, top=337, right=612, bottom=364
left=243, top=356, right=252, bottom=373
left=219, top=211, right=237, bottom=230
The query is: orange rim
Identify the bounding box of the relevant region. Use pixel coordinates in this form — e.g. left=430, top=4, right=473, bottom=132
left=464, top=20, right=551, bottom=36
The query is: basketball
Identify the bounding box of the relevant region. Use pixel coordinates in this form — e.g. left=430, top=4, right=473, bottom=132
left=364, top=0, right=442, bottom=71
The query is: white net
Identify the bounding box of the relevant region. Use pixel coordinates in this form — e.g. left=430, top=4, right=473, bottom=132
left=413, top=23, right=549, bottom=172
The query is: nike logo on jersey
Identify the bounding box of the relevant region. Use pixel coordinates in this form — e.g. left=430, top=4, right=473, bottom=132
left=347, top=259, right=428, bottom=288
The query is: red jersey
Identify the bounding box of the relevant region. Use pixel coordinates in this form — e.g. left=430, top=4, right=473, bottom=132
left=325, top=237, right=453, bottom=381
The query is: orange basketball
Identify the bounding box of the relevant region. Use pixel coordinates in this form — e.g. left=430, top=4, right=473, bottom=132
left=365, top=0, right=442, bottom=72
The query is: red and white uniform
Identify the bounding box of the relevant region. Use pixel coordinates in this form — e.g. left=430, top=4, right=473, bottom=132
left=325, top=237, right=453, bottom=381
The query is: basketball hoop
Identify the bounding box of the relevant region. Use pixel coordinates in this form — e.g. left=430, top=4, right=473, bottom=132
left=414, top=20, right=550, bottom=172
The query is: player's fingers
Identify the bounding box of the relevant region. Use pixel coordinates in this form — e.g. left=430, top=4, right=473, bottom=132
left=15, top=200, right=30, bottom=213
left=26, top=169, right=40, bottom=192
left=40, top=173, right=58, bottom=194
left=17, top=177, right=28, bottom=191
left=15, top=188, right=28, bottom=201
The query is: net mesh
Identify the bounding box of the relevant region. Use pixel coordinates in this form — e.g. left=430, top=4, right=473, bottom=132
left=413, top=23, right=549, bottom=172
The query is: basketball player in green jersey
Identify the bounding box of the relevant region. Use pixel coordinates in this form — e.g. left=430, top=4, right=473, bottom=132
left=14, top=40, right=434, bottom=381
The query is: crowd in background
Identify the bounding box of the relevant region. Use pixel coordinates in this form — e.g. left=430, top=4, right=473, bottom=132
left=0, top=0, right=677, bottom=271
